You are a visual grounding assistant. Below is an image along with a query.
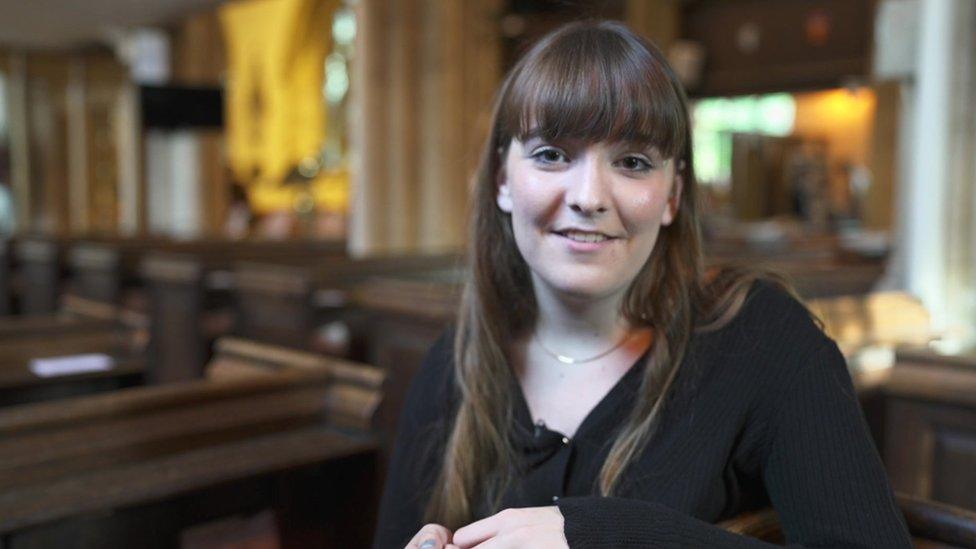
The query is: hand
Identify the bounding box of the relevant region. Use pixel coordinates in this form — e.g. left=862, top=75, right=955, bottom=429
left=452, top=506, right=568, bottom=548
left=404, top=523, right=454, bottom=549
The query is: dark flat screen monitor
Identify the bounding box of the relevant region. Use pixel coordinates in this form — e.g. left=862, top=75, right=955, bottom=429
left=140, top=85, right=223, bottom=129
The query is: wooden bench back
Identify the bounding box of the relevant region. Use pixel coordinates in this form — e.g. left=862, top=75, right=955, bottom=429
left=0, top=238, right=11, bottom=315
left=0, top=306, right=147, bottom=406
left=884, top=350, right=976, bottom=513
left=0, top=339, right=384, bottom=537
left=14, top=236, right=65, bottom=314
left=207, top=336, right=384, bottom=431
left=233, top=252, right=461, bottom=349
left=719, top=493, right=976, bottom=547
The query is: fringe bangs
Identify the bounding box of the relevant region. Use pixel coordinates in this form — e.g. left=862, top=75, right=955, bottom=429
left=499, top=22, right=687, bottom=159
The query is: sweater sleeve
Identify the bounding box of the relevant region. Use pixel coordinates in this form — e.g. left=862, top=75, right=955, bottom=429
left=556, top=340, right=913, bottom=548
left=372, top=330, right=455, bottom=549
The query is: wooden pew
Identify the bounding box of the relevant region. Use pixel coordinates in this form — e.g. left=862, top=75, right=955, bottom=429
left=883, top=349, right=976, bottom=512
left=11, top=235, right=155, bottom=315
left=721, top=492, right=976, bottom=547
left=0, top=301, right=146, bottom=407
left=13, top=235, right=67, bottom=315
left=67, top=238, right=162, bottom=307
left=348, top=270, right=461, bottom=471
left=704, top=230, right=889, bottom=299
left=0, top=337, right=384, bottom=548
left=232, top=252, right=462, bottom=354
left=773, top=260, right=887, bottom=299
left=68, top=237, right=345, bottom=309
left=139, top=241, right=346, bottom=383
left=0, top=238, right=12, bottom=315
left=9, top=236, right=343, bottom=382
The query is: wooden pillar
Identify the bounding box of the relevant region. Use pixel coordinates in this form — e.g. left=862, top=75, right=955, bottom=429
left=66, top=57, right=89, bottom=234
left=349, top=0, right=392, bottom=255
left=350, top=0, right=502, bottom=255
left=6, top=53, right=31, bottom=233
left=626, top=0, right=682, bottom=50
left=172, top=10, right=227, bottom=238
left=386, top=0, right=421, bottom=251
left=866, top=81, right=900, bottom=231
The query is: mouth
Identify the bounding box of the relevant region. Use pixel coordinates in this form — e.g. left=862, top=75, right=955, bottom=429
left=551, top=228, right=619, bottom=243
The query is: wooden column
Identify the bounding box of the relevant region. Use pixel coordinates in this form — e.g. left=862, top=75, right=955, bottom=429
left=5, top=53, right=31, bottom=233
left=626, top=0, right=682, bottom=50
left=867, top=81, right=900, bottom=231
left=386, top=0, right=421, bottom=251
left=349, top=0, right=391, bottom=254
left=350, top=0, right=502, bottom=255
left=172, top=10, right=228, bottom=238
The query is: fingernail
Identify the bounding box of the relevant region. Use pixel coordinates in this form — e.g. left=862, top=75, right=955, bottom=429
left=420, top=540, right=437, bottom=549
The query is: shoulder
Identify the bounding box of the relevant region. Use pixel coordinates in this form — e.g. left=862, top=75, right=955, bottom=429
left=729, top=278, right=831, bottom=356
left=734, top=280, right=853, bottom=409
left=695, top=279, right=841, bottom=403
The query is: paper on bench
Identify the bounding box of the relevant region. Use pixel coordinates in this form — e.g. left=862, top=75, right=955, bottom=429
left=30, top=354, right=115, bottom=378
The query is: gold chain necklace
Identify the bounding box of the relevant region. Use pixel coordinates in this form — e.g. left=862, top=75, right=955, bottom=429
left=534, top=330, right=634, bottom=365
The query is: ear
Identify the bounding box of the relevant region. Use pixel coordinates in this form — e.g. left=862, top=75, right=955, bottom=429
left=496, top=164, right=513, bottom=213
left=661, top=172, right=683, bottom=226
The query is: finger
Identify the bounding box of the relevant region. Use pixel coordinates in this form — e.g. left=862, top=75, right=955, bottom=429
left=453, top=509, right=515, bottom=548
left=462, top=534, right=510, bottom=549
left=410, top=525, right=450, bottom=549
left=469, top=525, right=552, bottom=549
left=452, top=518, right=496, bottom=547
left=406, top=523, right=452, bottom=549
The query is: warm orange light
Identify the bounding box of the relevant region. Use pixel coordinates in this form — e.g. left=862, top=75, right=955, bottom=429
left=800, top=88, right=876, bottom=123
left=792, top=87, right=877, bottom=168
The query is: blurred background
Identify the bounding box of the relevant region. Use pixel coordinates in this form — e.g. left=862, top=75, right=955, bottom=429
left=0, top=1, right=974, bottom=547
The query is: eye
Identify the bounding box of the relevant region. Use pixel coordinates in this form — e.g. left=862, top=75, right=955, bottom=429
left=614, top=155, right=654, bottom=173
left=530, top=146, right=569, bottom=166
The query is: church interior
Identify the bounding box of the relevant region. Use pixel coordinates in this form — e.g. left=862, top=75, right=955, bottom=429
left=0, top=0, right=975, bottom=546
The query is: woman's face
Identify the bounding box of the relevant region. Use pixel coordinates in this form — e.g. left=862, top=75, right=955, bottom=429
left=497, top=136, right=682, bottom=302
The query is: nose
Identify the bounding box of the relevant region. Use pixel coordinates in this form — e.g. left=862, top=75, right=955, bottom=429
left=567, top=155, right=610, bottom=216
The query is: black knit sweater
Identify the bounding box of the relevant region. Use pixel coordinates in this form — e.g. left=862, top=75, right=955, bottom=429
left=372, top=282, right=913, bottom=548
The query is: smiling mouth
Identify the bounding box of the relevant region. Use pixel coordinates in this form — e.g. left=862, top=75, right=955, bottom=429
left=553, top=229, right=617, bottom=243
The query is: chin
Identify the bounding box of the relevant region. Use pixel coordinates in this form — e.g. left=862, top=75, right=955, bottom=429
left=541, top=271, right=628, bottom=301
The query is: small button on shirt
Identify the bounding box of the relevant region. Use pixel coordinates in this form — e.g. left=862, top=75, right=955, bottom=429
left=498, top=357, right=646, bottom=510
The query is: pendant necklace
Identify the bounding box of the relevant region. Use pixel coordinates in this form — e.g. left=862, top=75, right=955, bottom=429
left=534, top=330, right=634, bottom=365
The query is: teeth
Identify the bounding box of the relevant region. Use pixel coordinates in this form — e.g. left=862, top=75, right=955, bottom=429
left=563, top=231, right=609, bottom=243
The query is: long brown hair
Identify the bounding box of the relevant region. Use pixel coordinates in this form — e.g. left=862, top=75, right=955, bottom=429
left=425, top=20, right=789, bottom=529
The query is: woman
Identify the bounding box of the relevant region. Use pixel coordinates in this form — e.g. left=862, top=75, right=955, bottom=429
left=374, top=21, right=911, bottom=548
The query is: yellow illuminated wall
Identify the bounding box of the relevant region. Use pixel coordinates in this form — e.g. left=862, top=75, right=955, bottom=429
left=220, top=0, right=347, bottom=214
left=793, top=88, right=877, bottom=214
left=793, top=88, right=876, bottom=169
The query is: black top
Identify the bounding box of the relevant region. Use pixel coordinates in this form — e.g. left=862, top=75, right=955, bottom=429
left=373, top=282, right=912, bottom=548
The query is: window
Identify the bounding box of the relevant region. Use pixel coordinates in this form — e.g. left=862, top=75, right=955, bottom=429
left=692, top=94, right=795, bottom=186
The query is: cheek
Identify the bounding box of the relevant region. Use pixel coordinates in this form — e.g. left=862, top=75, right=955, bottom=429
left=509, top=174, right=562, bottom=226
left=622, top=186, right=670, bottom=229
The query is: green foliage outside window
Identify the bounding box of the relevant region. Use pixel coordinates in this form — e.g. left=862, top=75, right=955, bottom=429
left=692, top=94, right=795, bottom=186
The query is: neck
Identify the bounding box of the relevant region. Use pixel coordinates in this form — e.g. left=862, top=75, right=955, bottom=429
left=530, top=275, right=635, bottom=356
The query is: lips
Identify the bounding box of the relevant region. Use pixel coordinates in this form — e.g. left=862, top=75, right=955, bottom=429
left=551, top=228, right=619, bottom=243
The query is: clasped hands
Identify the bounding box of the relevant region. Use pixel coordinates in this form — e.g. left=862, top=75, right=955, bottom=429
left=404, top=506, right=568, bottom=549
